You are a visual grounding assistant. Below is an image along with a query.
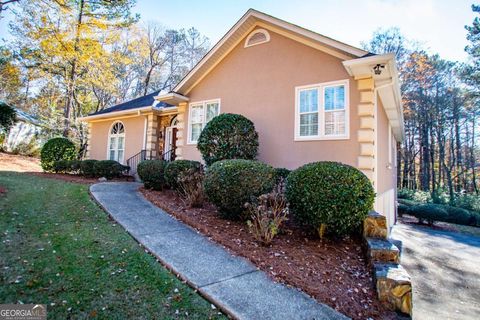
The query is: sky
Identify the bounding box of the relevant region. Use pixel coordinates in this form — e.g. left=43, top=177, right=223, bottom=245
left=0, top=0, right=476, bottom=62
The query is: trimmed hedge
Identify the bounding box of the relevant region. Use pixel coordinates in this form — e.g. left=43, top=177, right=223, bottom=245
left=286, top=161, right=375, bottom=237
left=409, top=204, right=448, bottom=225
left=197, top=113, right=259, bottom=166
left=204, top=159, right=276, bottom=220
left=80, top=160, right=98, bottom=178
left=40, top=137, right=77, bottom=172
left=93, top=160, right=128, bottom=179
left=164, top=160, right=202, bottom=190
left=138, top=160, right=167, bottom=190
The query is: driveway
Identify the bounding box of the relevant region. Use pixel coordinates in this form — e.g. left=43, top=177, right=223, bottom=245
left=391, top=223, right=480, bottom=320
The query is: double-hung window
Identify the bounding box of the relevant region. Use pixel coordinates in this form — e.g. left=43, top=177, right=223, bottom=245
left=188, top=99, right=220, bottom=144
left=295, top=80, right=349, bottom=140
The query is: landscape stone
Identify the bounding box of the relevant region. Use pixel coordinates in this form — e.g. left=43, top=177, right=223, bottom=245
left=374, top=263, right=412, bottom=316
left=363, top=211, right=388, bottom=239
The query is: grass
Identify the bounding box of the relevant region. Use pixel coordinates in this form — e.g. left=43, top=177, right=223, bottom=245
left=0, top=172, right=226, bottom=319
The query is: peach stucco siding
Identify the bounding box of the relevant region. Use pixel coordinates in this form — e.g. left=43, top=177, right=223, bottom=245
left=88, top=116, right=146, bottom=164
left=182, top=28, right=361, bottom=170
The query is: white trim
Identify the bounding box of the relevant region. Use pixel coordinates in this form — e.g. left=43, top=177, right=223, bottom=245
left=374, top=90, right=379, bottom=193
left=78, top=106, right=152, bottom=121
left=107, top=121, right=126, bottom=164
left=173, top=9, right=367, bottom=95
left=244, top=28, right=270, bottom=47
left=294, top=79, right=350, bottom=141
left=187, top=98, right=221, bottom=145
left=155, top=92, right=190, bottom=104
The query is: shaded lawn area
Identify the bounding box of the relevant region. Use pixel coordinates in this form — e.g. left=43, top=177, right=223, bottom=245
left=0, top=172, right=225, bottom=319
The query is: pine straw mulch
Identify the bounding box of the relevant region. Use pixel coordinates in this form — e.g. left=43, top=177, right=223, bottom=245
left=140, top=188, right=397, bottom=320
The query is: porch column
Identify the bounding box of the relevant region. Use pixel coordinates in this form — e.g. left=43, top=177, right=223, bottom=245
left=356, top=77, right=376, bottom=187
left=174, top=102, right=188, bottom=160
left=85, top=122, right=92, bottom=159
left=145, top=113, right=158, bottom=158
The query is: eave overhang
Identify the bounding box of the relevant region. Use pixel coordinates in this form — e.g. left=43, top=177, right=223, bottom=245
left=343, top=53, right=405, bottom=142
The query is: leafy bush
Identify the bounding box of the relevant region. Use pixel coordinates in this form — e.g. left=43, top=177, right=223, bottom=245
left=164, top=160, right=202, bottom=190
left=80, top=159, right=98, bottom=178
left=246, top=182, right=289, bottom=245
left=274, top=168, right=290, bottom=183
left=137, top=160, right=167, bottom=190
left=397, top=198, right=418, bottom=207
left=53, top=160, right=70, bottom=173
left=443, top=206, right=473, bottom=226
left=40, top=137, right=77, bottom=172
left=454, top=193, right=480, bottom=212
left=397, top=188, right=431, bottom=203
left=68, top=160, right=82, bottom=173
left=286, top=161, right=375, bottom=238
left=432, top=187, right=450, bottom=205
left=0, top=101, right=16, bottom=132
left=93, top=160, right=128, bottom=179
left=197, top=113, right=259, bottom=166
left=397, top=203, right=410, bottom=217
left=204, top=159, right=276, bottom=220
left=397, top=188, right=415, bottom=200
left=177, top=168, right=206, bottom=208
left=409, top=204, right=448, bottom=225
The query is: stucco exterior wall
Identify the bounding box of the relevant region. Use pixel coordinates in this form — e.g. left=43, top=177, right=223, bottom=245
left=377, top=98, right=396, bottom=194
left=181, top=28, right=361, bottom=170
left=88, top=115, right=146, bottom=163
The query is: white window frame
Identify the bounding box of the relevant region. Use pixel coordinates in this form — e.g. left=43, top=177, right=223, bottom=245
left=294, top=79, right=350, bottom=141
left=187, top=98, right=221, bottom=145
left=107, top=121, right=126, bottom=164
left=244, top=29, right=270, bottom=48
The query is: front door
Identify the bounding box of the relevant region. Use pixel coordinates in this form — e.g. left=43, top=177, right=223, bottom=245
left=164, top=126, right=177, bottom=161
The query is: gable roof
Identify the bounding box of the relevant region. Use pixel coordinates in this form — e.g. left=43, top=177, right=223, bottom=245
left=173, top=9, right=370, bottom=95
left=88, top=91, right=172, bottom=117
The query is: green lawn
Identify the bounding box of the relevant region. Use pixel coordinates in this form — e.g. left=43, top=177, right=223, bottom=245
left=0, top=172, right=225, bottom=319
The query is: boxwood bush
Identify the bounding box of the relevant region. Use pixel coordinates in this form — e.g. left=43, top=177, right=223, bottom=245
left=197, top=113, right=259, bottom=166
left=93, top=160, right=129, bottom=179
left=164, top=160, right=202, bottom=190
left=137, top=160, right=167, bottom=190
left=204, top=159, right=276, bottom=220
left=409, top=204, right=448, bottom=225
left=80, top=159, right=98, bottom=178
left=286, top=161, right=375, bottom=238
left=53, top=159, right=70, bottom=173
left=40, top=137, right=77, bottom=172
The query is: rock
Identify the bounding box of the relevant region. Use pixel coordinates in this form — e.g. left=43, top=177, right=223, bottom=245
left=366, top=238, right=400, bottom=264
left=374, top=263, right=412, bottom=316
left=98, top=177, right=107, bottom=182
left=363, top=211, right=388, bottom=239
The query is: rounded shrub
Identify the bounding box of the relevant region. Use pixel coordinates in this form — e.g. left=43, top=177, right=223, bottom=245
left=53, top=160, right=70, bottom=173
left=68, top=160, right=82, bottom=173
left=197, top=113, right=259, bottom=166
left=80, top=159, right=98, bottom=178
left=164, top=160, right=202, bottom=190
left=286, top=161, right=375, bottom=237
left=40, top=137, right=77, bottom=172
left=93, top=160, right=128, bottom=179
left=204, top=159, right=276, bottom=220
left=444, top=206, right=473, bottom=225
left=137, top=160, right=167, bottom=190
left=409, top=204, right=448, bottom=225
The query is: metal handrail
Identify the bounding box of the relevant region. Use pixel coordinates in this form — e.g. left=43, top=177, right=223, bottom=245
left=126, top=147, right=177, bottom=176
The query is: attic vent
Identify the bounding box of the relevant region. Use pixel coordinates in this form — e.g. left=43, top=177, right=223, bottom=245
left=244, top=29, right=270, bottom=48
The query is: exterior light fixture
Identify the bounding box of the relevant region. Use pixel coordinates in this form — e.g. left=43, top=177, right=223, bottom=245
left=373, top=64, right=385, bottom=75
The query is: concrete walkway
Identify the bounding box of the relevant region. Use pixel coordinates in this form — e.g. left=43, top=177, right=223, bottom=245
left=90, top=182, right=347, bottom=320
left=391, top=223, right=480, bottom=320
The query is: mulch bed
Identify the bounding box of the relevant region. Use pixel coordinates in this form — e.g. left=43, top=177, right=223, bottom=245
left=140, top=188, right=397, bottom=320
left=26, top=172, right=135, bottom=185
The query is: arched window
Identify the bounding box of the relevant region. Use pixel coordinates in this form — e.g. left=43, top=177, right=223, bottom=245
left=244, top=29, right=270, bottom=48
left=108, top=121, right=125, bottom=163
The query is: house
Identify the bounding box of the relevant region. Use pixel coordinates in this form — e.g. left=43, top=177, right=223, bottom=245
left=79, top=9, right=404, bottom=228
left=4, top=105, right=42, bottom=153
